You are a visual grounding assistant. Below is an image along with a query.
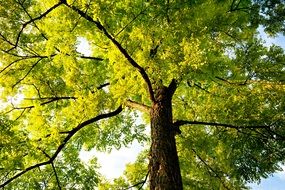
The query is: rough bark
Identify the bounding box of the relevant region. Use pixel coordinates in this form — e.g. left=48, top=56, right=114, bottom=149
left=149, top=86, right=183, bottom=190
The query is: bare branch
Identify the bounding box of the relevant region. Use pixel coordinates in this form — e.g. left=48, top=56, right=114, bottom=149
left=0, top=105, right=123, bottom=188
left=64, top=3, right=156, bottom=103
left=125, top=99, right=151, bottom=113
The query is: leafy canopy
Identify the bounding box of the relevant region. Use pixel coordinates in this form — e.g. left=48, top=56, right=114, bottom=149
left=0, top=0, right=285, bottom=189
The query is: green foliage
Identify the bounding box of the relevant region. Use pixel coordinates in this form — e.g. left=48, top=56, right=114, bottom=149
left=0, top=0, right=285, bottom=189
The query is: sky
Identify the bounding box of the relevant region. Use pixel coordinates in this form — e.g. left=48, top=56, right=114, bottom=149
left=248, top=31, right=285, bottom=189
left=76, top=30, right=285, bottom=189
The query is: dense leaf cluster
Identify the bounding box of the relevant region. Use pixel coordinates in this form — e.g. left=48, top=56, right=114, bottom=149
left=0, top=0, right=285, bottom=189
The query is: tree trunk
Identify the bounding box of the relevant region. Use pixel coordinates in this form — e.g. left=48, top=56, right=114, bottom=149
left=149, top=86, right=183, bottom=190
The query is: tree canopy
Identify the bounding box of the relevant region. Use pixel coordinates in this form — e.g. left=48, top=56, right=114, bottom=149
left=0, top=0, right=285, bottom=189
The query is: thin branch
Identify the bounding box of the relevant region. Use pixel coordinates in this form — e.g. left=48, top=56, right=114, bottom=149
left=16, top=0, right=49, bottom=41
left=70, top=0, right=91, bottom=32
left=79, top=55, right=104, bottom=61
left=115, top=7, right=147, bottom=37
left=138, top=171, right=149, bottom=190
left=215, top=76, right=248, bottom=86
left=125, top=99, right=151, bottom=113
left=40, top=97, right=77, bottom=105
left=12, top=58, right=43, bottom=88
left=64, top=3, right=156, bottom=103
left=14, top=108, right=27, bottom=121
left=173, top=120, right=271, bottom=129
left=0, top=105, right=123, bottom=188
left=228, top=0, right=250, bottom=13
left=97, top=82, right=110, bottom=90
left=123, top=171, right=149, bottom=190
left=51, top=162, right=62, bottom=190
left=17, top=0, right=103, bottom=62
left=0, top=57, right=39, bottom=74
left=51, top=106, right=123, bottom=160
left=24, top=96, right=76, bottom=101
left=192, top=149, right=230, bottom=190
left=4, top=97, right=76, bottom=115
left=0, top=32, right=16, bottom=47
left=8, top=1, right=64, bottom=52
left=187, top=80, right=211, bottom=94
left=4, top=105, right=34, bottom=115
left=5, top=81, right=110, bottom=117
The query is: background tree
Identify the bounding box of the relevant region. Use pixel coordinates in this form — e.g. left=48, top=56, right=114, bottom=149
left=0, top=0, right=285, bottom=189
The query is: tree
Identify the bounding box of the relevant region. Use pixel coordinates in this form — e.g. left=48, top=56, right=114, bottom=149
left=0, top=0, right=285, bottom=189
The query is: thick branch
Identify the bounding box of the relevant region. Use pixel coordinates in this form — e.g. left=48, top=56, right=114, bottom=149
left=125, top=99, right=151, bottom=113
left=64, top=3, right=156, bottom=103
left=168, top=79, right=178, bottom=98
left=0, top=106, right=122, bottom=188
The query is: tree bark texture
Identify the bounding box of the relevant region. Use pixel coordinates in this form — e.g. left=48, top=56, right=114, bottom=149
left=149, top=86, right=183, bottom=190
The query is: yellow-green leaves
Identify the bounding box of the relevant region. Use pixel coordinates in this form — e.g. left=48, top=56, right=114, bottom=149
left=1, top=0, right=285, bottom=189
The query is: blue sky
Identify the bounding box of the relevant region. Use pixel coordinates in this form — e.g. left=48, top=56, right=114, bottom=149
left=249, top=31, right=285, bottom=190
left=250, top=174, right=285, bottom=190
